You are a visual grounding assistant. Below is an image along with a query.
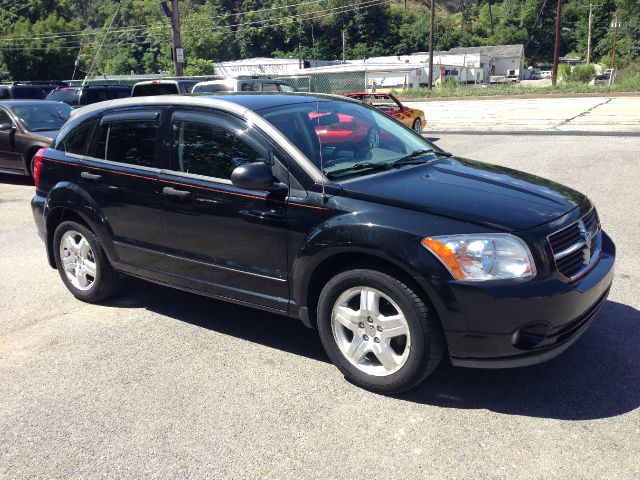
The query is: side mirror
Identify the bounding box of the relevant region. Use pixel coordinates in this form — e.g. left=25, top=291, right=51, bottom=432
left=0, top=122, right=14, bottom=132
left=231, top=162, right=285, bottom=191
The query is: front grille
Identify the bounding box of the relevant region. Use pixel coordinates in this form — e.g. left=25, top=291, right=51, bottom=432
left=548, top=208, right=601, bottom=280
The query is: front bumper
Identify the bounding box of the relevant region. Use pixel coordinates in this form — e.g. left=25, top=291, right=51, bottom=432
left=439, top=231, right=615, bottom=368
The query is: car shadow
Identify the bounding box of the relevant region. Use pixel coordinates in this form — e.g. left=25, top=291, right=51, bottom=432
left=104, top=277, right=329, bottom=363
left=105, top=279, right=639, bottom=420
left=0, top=172, right=32, bottom=186
left=402, top=299, right=640, bottom=420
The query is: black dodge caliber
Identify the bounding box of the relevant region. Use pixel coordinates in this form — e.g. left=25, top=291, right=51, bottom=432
left=31, top=94, right=615, bottom=393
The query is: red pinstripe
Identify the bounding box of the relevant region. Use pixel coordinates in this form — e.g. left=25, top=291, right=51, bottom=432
left=43, top=156, right=330, bottom=211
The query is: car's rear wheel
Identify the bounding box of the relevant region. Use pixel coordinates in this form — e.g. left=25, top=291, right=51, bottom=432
left=53, top=221, right=121, bottom=303
left=412, top=118, right=422, bottom=133
left=317, top=269, right=444, bottom=394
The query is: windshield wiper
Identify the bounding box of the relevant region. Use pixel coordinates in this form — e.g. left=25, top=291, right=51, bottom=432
left=29, top=127, right=57, bottom=132
left=392, top=149, right=452, bottom=168
left=325, top=161, right=391, bottom=178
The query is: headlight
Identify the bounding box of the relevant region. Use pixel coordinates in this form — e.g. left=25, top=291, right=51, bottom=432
left=421, top=234, right=536, bottom=281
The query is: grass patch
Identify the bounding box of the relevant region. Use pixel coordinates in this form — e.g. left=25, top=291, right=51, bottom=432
left=396, top=69, right=640, bottom=99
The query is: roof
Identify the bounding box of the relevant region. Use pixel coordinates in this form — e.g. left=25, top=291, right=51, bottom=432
left=0, top=100, right=68, bottom=107
left=434, top=44, right=524, bottom=59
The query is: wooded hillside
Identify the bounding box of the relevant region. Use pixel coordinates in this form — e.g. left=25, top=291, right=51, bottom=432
left=0, top=0, right=637, bottom=80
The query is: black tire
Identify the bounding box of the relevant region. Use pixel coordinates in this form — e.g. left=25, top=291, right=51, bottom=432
left=317, top=269, right=444, bottom=394
left=412, top=118, right=422, bottom=133
left=26, top=149, right=38, bottom=179
left=53, top=220, right=121, bottom=303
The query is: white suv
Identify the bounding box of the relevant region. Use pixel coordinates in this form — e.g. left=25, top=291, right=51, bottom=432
left=192, top=78, right=297, bottom=94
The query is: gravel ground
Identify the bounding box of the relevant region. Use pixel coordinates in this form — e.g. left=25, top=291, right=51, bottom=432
left=1, top=133, right=639, bottom=479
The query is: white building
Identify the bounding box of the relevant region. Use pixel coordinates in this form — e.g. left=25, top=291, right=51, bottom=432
left=212, top=44, right=525, bottom=90
left=214, top=57, right=335, bottom=76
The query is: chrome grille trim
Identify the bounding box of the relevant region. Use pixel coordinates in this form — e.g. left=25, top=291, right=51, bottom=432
left=548, top=208, right=601, bottom=281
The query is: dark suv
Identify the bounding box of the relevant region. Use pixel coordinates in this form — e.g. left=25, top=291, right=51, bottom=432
left=45, top=85, right=132, bottom=107
left=31, top=94, right=615, bottom=393
left=0, top=81, right=68, bottom=100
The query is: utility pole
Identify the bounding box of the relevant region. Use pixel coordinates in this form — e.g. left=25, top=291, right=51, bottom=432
left=342, top=29, right=346, bottom=62
left=428, top=0, right=435, bottom=90
left=163, top=0, right=184, bottom=77
left=488, top=0, right=494, bottom=35
left=611, top=13, right=621, bottom=69
left=551, top=0, right=562, bottom=85
left=586, top=3, right=594, bottom=64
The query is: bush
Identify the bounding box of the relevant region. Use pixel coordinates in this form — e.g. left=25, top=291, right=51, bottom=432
left=557, top=64, right=571, bottom=81
left=568, top=64, right=596, bottom=83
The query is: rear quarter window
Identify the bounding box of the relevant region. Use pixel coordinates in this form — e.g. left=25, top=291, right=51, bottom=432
left=62, top=120, right=97, bottom=156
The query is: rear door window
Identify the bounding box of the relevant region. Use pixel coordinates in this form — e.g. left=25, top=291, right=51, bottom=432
left=261, top=83, right=279, bottom=92
left=240, top=82, right=258, bottom=92
left=85, top=88, right=111, bottom=104
left=94, top=121, right=158, bottom=168
left=193, top=83, right=233, bottom=93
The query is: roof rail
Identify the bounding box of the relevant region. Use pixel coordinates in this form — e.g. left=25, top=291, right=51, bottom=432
left=12, top=80, right=68, bottom=86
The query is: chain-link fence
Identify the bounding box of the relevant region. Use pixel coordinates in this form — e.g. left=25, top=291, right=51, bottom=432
left=66, top=71, right=374, bottom=94
left=273, top=72, right=369, bottom=94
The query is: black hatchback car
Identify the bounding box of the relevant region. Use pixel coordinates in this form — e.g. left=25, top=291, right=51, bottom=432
left=45, top=85, right=132, bottom=108
left=31, top=94, right=615, bottom=393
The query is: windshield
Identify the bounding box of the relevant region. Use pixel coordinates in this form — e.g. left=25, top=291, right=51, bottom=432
left=261, top=99, right=436, bottom=179
left=12, top=103, right=72, bottom=131
left=192, top=83, right=233, bottom=93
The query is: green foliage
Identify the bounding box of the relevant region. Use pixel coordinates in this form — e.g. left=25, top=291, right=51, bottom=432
left=0, top=0, right=637, bottom=81
left=558, top=64, right=571, bottom=81
left=184, top=58, right=215, bottom=76
left=568, top=64, right=596, bottom=83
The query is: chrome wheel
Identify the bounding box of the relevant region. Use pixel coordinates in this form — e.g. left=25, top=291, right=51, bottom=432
left=59, top=230, right=97, bottom=291
left=367, top=128, right=380, bottom=148
left=412, top=118, right=422, bottom=133
left=331, top=287, right=411, bottom=376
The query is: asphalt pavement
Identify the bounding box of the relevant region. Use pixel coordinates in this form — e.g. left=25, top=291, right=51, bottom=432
left=1, top=105, right=639, bottom=478
left=407, top=95, right=640, bottom=134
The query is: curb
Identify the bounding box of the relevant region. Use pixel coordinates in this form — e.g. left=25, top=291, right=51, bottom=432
left=399, top=91, right=640, bottom=102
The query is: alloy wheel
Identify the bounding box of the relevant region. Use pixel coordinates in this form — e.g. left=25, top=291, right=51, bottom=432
left=331, top=286, right=411, bottom=376
left=59, top=230, right=97, bottom=291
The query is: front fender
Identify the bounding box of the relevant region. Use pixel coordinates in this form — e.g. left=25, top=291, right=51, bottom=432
left=291, top=212, right=453, bottom=314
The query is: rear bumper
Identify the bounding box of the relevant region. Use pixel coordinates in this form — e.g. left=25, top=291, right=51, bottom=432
left=440, top=231, right=615, bottom=368
left=31, top=193, right=46, bottom=238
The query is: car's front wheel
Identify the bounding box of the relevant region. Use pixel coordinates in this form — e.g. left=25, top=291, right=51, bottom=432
left=53, top=221, right=121, bottom=303
left=412, top=118, right=422, bottom=132
left=317, top=269, right=444, bottom=394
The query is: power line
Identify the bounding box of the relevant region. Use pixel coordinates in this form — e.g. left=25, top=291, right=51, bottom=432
left=0, top=0, right=387, bottom=51
left=0, top=0, right=331, bottom=42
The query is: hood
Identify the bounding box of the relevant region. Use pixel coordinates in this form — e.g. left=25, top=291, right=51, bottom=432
left=30, top=130, right=59, bottom=141
left=340, top=157, right=586, bottom=231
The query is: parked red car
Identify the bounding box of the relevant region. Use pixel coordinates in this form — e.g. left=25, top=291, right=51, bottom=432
left=344, top=92, right=426, bottom=132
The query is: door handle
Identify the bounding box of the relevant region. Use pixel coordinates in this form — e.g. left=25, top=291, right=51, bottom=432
left=81, top=171, right=102, bottom=181
left=163, top=186, right=191, bottom=198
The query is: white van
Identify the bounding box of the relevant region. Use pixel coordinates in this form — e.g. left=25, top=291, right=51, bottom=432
left=192, top=78, right=297, bottom=94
